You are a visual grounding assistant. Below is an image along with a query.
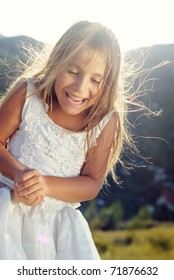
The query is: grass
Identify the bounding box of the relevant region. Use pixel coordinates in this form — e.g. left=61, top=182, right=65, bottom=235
left=92, top=224, right=174, bottom=260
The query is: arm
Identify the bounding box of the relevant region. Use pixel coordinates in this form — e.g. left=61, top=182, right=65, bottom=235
left=0, top=81, right=43, bottom=205
left=0, top=82, right=27, bottom=178
left=16, top=113, right=117, bottom=203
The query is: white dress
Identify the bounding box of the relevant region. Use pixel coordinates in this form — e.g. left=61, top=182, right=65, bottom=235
left=0, top=78, right=113, bottom=260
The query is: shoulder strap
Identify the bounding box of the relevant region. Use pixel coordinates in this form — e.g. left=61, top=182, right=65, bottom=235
left=21, top=78, right=40, bottom=119
left=26, top=78, right=37, bottom=96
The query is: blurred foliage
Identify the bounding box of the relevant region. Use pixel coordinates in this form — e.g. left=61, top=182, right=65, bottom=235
left=93, top=224, right=174, bottom=259
left=84, top=200, right=124, bottom=230
left=127, top=205, right=153, bottom=229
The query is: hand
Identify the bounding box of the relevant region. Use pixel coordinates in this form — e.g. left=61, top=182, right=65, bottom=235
left=14, top=168, right=48, bottom=202
left=14, top=186, right=45, bottom=206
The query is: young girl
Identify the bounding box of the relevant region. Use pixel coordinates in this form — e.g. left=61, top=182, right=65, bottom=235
left=0, top=20, right=127, bottom=260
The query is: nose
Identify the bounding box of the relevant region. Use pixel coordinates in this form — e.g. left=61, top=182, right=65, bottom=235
left=74, top=75, right=89, bottom=94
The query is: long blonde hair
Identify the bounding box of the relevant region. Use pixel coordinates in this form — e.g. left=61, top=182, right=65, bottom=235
left=4, top=20, right=144, bottom=184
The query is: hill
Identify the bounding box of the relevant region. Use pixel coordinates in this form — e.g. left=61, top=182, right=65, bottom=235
left=0, top=35, right=43, bottom=92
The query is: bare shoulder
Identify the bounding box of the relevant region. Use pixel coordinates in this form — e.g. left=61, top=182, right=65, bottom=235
left=103, top=111, right=117, bottom=132
left=1, top=79, right=27, bottom=104
left=0, top=80, right=27, bottom=144
left=81, top=111, right=118, bottom=185
left=98, top=111, right=118, bottom=148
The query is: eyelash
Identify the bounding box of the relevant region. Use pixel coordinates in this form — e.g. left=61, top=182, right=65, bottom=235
left=68, top=70, right=78, bottom=75
left=68, top=70, right=100, bottom=84
left=91, top=79, right=100, bottom=84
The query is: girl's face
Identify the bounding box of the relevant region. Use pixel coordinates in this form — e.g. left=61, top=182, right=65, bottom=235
left=54, top=50, right=106, bottom=117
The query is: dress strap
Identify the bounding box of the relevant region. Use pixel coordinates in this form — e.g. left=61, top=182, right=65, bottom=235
left=26, top=78, right=37, bottom=96
left=21, top=78, right=41, bottom=119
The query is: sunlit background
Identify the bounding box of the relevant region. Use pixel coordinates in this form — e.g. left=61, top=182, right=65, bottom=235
left=0, top=0, right=174, bottom=50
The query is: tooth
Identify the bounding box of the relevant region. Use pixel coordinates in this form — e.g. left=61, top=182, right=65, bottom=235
left=69, top=94, right=83, bottom=102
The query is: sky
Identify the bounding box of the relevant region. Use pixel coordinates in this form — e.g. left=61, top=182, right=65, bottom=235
left=0, top=0, right=174, bottom=51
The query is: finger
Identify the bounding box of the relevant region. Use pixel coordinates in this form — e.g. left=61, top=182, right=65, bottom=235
left=18, top=183, right=43, bottom=197
left=15, top=169, right=35, bottom=186
left=28, top=196, right=44, bottom=206
left=14, top=185, right=39, bottom=204
left=16, top=176, right=39, bottom=192
left=14, top=191, right=36, bottom=204
left=16, top=171, right=44, bottom=193
left=25, top=194, right=37, bottom=200
left=14, top=167, right=33, bottom=185
left=15, top=169, right=40, bottom=186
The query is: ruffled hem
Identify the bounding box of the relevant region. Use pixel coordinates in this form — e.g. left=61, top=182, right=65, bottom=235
left=0, top=187, right=100, bottom=260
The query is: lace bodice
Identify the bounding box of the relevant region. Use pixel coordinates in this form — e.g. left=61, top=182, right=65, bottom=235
left=0, top=78, right=114, bottom=215
left=8, top=79, right=113, bottom=177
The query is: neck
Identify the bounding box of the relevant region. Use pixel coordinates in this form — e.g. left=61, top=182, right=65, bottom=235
left=48, top=102, right=84, bottom=131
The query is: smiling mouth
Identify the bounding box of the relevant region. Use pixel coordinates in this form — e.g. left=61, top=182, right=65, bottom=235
left=65, top=92, right=86, bottom=105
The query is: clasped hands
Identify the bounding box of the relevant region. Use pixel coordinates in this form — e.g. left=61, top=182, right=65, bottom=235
left=14, top=168, right=49, bottom=206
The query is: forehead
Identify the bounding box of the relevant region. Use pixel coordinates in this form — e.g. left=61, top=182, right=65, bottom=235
left=69, top=47, right=107, bottom=75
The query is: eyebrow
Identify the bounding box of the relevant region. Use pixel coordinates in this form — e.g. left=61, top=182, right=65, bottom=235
left=68, top=63, right=104, bottom=78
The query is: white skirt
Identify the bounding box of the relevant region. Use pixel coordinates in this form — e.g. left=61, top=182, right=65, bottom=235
left=0, top=185, right=100, bottom=260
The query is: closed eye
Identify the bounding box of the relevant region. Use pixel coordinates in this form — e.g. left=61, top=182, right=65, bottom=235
left=91, top=78, right=101, bottom=84
left=68, top=70, right=79, bottom=75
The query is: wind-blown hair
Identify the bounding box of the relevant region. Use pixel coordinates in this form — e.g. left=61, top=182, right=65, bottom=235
left=4, top=20, right=141, bottom=184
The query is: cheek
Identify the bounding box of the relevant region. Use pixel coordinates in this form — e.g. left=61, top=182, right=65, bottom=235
left=90, top=87, right=101, bottom=100
left=54, top=73, right=72, bottom=92
left=88, top=90, right=101, bottom=107
left=54, top=76, right=64, bottom=94
left=54, top=83, right=59, bottom=99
